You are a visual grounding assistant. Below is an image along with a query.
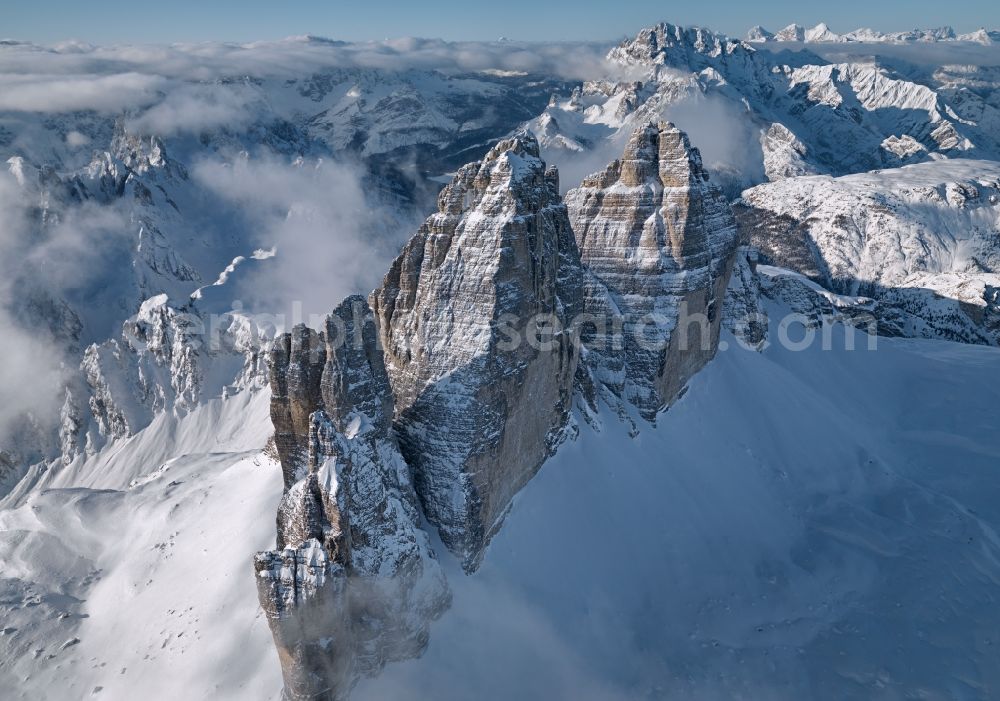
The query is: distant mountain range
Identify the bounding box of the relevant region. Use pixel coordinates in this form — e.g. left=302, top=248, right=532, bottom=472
left=747, top=22, right=1000, bottom=45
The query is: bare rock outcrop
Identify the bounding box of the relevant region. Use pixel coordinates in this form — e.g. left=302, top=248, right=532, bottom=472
left=256, top=296, right=449, bottom=700
left=723, top=246, right=769, bottom=350
left=255, top=125, right=744, bottom=699
left=565, top=121, right=739, bottom=420
left=370, top=134, right=582, bottom=572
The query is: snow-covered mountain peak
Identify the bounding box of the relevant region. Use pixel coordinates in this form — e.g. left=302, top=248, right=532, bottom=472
left=513, top=20, right=993, bottom=214
left=748, top=21, right=999, bottom=45
left=477, top=132, right=549, bottom=189
left=804, top=22, right=841, bottom=43
left=745, top=25, right=774, bottom=43
left=608, top=22, right=753, bottom=70
left=774, top=23, right=806, bottom=42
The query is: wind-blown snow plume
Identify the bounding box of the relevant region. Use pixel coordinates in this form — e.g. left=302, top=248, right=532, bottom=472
left=662, top=94, right=766, bottom=193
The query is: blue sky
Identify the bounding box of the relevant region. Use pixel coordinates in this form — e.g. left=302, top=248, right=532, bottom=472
left=4, top=0, right=1000, bottom=43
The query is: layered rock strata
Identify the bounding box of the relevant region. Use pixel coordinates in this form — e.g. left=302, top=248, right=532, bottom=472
left=565, top=121, right=739, bottom=420
left=256, top=297, right=449, bottom=701
left=257, top=126, right=744, bottom=699
left=369, top=134, right=582, bottom=572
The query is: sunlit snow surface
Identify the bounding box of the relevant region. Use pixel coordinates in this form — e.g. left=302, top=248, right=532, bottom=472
left=4, top=314, right=1000, bottom=700
left=0, top=390, right=285, bottom=700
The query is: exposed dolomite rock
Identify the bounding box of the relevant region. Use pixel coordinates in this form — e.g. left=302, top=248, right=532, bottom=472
left=268, top=323, right=327, bottom=487
left=256, top=125, right=745, bottom=697
left=257, top=296, right=449, bottom=701
left=565, top=121, right=739, bottom=421
left=723, top=246, right=769, bottom=350
left=370, top=133, right=582, bottom=572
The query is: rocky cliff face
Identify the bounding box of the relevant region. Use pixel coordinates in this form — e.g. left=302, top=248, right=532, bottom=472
left=723, top=246, right=769, bottom=350
left=257, top=125, right=744, bottom=699
left=256, top=296, right=449, bottom=701
left=607, top=23, right=758, bottom=75
left=370, top=133, right=582, bottom=572
left=565, top=122, right=739, bottom=421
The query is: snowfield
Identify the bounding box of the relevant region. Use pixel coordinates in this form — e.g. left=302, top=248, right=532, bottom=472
left=0, top=390, right=284, bottom=701
left=742, top=159, right=1000, bottom=291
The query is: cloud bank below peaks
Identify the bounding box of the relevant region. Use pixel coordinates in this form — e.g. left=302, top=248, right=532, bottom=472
left=0, top=36, right=618, bottom=117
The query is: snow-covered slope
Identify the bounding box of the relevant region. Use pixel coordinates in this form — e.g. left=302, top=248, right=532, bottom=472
left=6, top=308, right=999, bottom=701
left=0, top=389, right=282, bottom=701
left=354, top=315, right=1000, bottom=700
left=740, top=159, right=1000, bottom=345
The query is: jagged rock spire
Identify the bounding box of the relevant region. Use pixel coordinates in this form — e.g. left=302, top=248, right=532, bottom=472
left=256, top=296, right=448, bottom=701
left=256, top=123, right=741, bottom=700
left=370, top=133, right=582, bottom=572
left=565, top=121, right=739, bottom=421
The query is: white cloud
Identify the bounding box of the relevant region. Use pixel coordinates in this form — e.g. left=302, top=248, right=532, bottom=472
left=192, top=154, right=415, bottom=323
left=0, top=167, right=134, bottom=449
left=662, top=92, right=766, bottom=188
left=768, top=41, right=1000, bottom=68
left=0, top=306, right=64, bottom=444
left=0, top=72, right=166, bottom=112
left=125, top=83, right=258, bottom=136
left=0, top=174, right=63, bottom=445
left=0, top=36, right=614, bottom=80
left=0, top=37, right=616, bottom=155
left=540, top=127, right=632, bottom=195
left=65, top=130, right=90, bottom=146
